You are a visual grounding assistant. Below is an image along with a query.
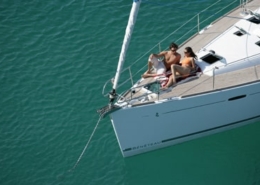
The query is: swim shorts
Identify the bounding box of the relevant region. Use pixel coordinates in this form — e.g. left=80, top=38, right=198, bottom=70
left=149, top=57, right=166, bottom=74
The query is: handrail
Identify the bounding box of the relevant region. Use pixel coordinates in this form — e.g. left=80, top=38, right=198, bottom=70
left=113, top=52, right=260, bottom=105
left=102, top=0, right=245, bottom=97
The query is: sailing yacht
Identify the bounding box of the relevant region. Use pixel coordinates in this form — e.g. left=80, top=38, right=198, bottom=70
left=98, top=0, right=260, bottom=157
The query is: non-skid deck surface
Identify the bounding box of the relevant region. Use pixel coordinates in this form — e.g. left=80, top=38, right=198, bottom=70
left=125, top=0, right=260, bottom=104
left=177, top=0, right=260, bottom=54
left=158, top=65, right=260, bottom=100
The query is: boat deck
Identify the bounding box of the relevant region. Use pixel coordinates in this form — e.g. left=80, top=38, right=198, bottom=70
left=177, top=0, right=260, bottom=54
left=159, top=65, right=260, bottom=100
left=128, top=65, right=260, bottom=103
left=123, top=0, right=260, bottom=104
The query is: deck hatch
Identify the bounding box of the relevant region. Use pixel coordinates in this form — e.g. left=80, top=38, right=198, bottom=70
left=234, top=30, right=244, bottom=36
left=200, top=53, right=221, bottom=64
left=248, top=17, right=260, bottom=24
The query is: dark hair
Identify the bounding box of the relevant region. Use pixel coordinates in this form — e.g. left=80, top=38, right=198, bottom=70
left=185, top=47, right=197, bottom=59
left=169, top=42, right=178, bottom=50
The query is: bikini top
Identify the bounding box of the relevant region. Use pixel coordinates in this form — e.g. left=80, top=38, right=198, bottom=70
left=181, top=57, right=192, bottom=67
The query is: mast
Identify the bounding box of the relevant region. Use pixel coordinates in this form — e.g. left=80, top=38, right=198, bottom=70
left=109, top=0, right=141, bottom=103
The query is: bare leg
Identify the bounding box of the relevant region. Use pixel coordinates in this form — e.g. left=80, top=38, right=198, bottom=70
left=171, top=64, right=190, bottom=82
left=142, top=72, right=156, bottom=78
left=148, top=62, right=153, bottom=73
left=142, top=54, right=154, bottom=78
left=171, top=64, right=177, bottom=84
left=160, top=64, right=178, bottom=89
left=161, top=64, right=189, bottom=89
left=161, top=75, right=173, bottom=89
left=162, top=64, right=183, bottom=89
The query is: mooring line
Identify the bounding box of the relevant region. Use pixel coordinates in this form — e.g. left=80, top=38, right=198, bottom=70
left=48, top=116, right=103, bottom=185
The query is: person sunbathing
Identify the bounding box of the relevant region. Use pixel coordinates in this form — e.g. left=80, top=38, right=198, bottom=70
left=161, top=46, right=197, bottom=89
left=142, top=42, right=181, bottom=78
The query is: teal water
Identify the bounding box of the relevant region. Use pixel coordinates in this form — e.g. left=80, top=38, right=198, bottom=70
left=1, top=0, right=260, bottom=185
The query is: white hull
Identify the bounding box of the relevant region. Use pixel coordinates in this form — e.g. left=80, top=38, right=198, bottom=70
left=110, top=81, right=260, bottom=157
left=99, top=0, right=260, bottom=157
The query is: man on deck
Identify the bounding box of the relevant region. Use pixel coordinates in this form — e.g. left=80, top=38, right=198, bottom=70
left=142, top=42, right=181, bottom=78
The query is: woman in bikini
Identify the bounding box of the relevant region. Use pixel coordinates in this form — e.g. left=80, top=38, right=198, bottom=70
left=162, top=47, right=197, bottom=89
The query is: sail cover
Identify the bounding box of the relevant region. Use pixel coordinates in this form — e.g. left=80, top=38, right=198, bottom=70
left=112, top=0, right=141, bottom=90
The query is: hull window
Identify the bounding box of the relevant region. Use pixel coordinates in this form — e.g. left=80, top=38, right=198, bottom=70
left=228, top=95, right=246, bottom=101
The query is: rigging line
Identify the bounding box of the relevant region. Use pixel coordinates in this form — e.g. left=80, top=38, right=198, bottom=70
left=71, top=116, right=102, bottom=171
left=121, top=0, right=233, bottom=74
left=141, top=1, right=195, bottom=11
left=142, top=0, right=237, bottom=16
left=142, top=0, right=210, bottom=5
left=47, top=116, right=103, bottom=185
left=122, top=0, right=232, bottom=72
left=142, top=0, right=237, bottom=4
